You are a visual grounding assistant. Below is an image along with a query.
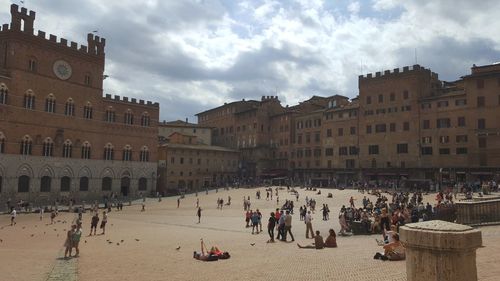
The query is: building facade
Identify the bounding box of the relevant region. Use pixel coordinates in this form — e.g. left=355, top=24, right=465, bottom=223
left=158, top=120, right=212, bottom=145
left=0, top=4, right=159, bottom=205
left=197, top=64, right=500, bottom=185
left=157, top=133, right=239, bottom=193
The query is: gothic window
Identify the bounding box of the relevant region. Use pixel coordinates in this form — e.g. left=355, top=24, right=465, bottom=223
left=28, top=58, right=37, bottom=72
left=81, top=141, right=91, bottom=159
left=105, top=107, right=116, bottom=122
left=24, top=90, right=35, bottom=109
left=139, top=146, right=149, bottom=162
left=42, top=137, right=54, bottom=157
left=122, top=145, right=132, bottom=161
left=45, top=94, right=56, bottom=113
left=62, top=139, right=72, bottom=158
left=141, top=112, right=150, bottom=127
left=20, top=135, right=32, bottom=155
left=102, top=177, right=112, bottom=191
left=124, top=109, right=134, bottom=125
left=104, top=143, right=114, bottom=160
left=138, top=178, right=147, bottom=191
left=83, top=102, right=93, bottom=119
left=65, top=98, right=75, bottom=116
left=0, top=132, right=5, bottom=153
left=0, top=83, right=8, bottom=104
left=79, top=177, right=89, bottom=191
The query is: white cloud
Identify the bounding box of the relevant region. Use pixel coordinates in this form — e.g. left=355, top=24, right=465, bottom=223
left=2, top=0, right=500, bottom=121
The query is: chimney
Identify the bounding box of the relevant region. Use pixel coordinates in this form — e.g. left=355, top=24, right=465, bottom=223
left=185, top=118, right=188, bottom=124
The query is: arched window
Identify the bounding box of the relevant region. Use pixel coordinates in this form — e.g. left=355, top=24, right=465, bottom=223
left=45, top=94, right=56, bottom=113
left=42, top=137, right=54, bottom=157
left=102, top=177, right=112, bottom=191
left=24, top=89, right=35, bottom=109
left=18, top=175, right=30, bottom=192
left=64, top=98, right=75, bottom=116
left=105, top=106, right=115, bottom=122
left=0, top=132, right=5, bottom=153
left=20, top=135, right=32, bottom=155
left=141, top=112, right=150, bottom=127
left=138, top=177, right=147, bottom=191
left=83, top=102, right=93, bottom=119
left=104, top=143, right=114, bottom=160
left=40, top=176, right=51, bottom=192
left=60, top=176, right=71, bottom=192
left=0, top=83, right=8, bottom=104
left=81, top=141, right=91, bottom=159
left=79, top=176, right=89, bottom=191
left=139, top=146, right=149, bottom=162
left=28, top=57, right=37, bottom=72
left=62, top=139, right=72, bottom=158
left=122, top=145, right=132, bottom=161
left=124, top=109, right=134, bottom=125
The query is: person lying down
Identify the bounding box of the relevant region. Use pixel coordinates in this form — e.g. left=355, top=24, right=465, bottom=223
left=194, top=239, right=230, bottom=261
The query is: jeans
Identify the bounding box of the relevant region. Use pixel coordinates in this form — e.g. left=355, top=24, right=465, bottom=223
left=268, top=227, right=274, bottom=240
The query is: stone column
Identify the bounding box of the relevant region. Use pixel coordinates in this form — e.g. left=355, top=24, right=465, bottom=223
left=400, top=220, right=482, bottom=281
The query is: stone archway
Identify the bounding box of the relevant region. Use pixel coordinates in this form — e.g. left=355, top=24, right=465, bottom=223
left=120, top=177, right=130, bottom=197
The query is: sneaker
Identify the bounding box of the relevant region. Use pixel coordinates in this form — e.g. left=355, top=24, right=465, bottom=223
left=373, top=253, right=382, bottom=259
left=381, top=255, right=389, bottom=261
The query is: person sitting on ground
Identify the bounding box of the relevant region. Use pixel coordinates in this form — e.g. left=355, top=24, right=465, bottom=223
left=374, top=233, right=405, bottom=261
left=297, top=230, right=324, bottom=249
left=324, top=229, right=337, bottom=248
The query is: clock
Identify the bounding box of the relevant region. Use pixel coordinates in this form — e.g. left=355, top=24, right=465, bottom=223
left=53, top=60, right=72, bottom=80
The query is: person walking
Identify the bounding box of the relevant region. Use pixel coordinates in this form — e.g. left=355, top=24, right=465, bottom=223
left=197, top=207, right=202, bottom=223
left=177, top=197, right=181, bottom=208
left=284, top=210, right=295, bottom=242
left=276, top=210, right=285, bottom=241
left=305, top=211, right=314, bottom=239
left=251, top=211, right=259, bottom=234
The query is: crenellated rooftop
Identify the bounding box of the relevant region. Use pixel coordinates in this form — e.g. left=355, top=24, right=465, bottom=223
left=103, top=94, right=159, bottom=108
left=358, top=64, right=438, bottom=81
left=0, top=4, right=105, bottom=58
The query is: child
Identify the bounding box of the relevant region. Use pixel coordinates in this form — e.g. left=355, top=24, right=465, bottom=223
left=72, top=223, right=83, bottom=257
left=10, top=209, right=17, bottom=226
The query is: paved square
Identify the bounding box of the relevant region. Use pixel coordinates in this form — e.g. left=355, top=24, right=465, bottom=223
left=1, top=187, right=499, bottom=281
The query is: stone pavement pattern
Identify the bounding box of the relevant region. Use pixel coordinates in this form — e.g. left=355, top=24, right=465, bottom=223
left=1, top=187, right=499, bottom=281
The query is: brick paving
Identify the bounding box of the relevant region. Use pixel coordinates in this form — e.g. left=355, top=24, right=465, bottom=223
left=45, top=254, right=78, bottom=281
left=1, top=187, right=499, bottom=281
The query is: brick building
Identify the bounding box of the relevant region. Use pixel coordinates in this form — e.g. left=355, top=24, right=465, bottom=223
left=0, top=4, right=159, bottom=205
left=158, top=119, right=212, bottom=145
left=157, top=132, right=239, bottom=194
left=197, top=64, right=500, bottom=185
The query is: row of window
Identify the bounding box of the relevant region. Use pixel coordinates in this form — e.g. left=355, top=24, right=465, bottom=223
left=296, top=132, right=321, bottom=144
left=13, top=175, right=148, bottom=193
left=426, top=118, right=487, bottom=129
left=169, top=157, right=237, bottom=166
left=297, top=118, right=322, bottom=129
left=324, top=110, right=358, bottom=120
left=421, top=98, right=467, bottom=109
left=0, top=88, right=151, bottom=127
left=366, top=90, right=410, bottom=105
left=0, top=134, right=150, bottom=162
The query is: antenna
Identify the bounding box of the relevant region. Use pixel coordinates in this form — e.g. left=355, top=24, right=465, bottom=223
left=414, top=48, right=418, bottom=64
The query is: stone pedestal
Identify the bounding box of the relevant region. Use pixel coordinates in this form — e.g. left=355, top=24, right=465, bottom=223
left=400, top=220, right=482, bottom=281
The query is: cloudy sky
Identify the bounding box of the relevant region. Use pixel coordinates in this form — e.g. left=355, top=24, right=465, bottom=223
left=1, top=0, right=499, bottom=122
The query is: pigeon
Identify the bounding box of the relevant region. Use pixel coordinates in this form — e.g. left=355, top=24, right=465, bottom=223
left=57, top=234, right=59, bottom=237
left=116, top=243, right=120, bottom=246
left=135, top=239, right=140, bottom=242
left=84, top=240, right=87, bottom=243
left=0, top=239, right=3, bottom=243
left=22, top=226, right=26, bottom=229
left=108, top=241, right=113, bottom=244
left=250, top=243, right=255, bottom=246
left=44, top=232, right=46, bottom=235
left=120, top=240, right=124, bottom=243
left=35, top=225, right=37, bottom=228
left=54, top=229, right=57, bottom=231
left=175, top=246, right=181, bottom=250
left=30, top=234, right=34, bottom=237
